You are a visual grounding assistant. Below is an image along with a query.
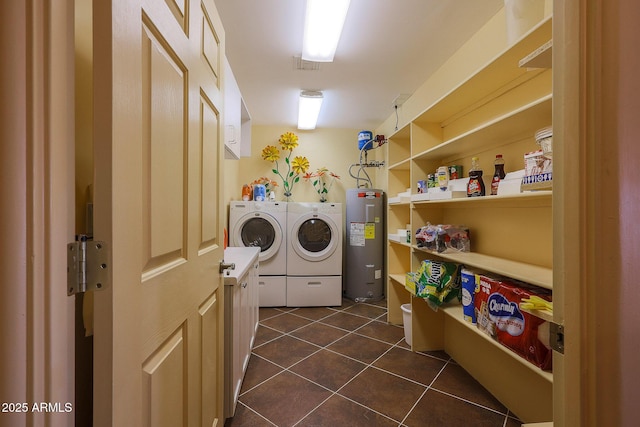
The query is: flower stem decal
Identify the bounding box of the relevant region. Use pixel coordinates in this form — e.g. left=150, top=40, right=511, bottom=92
left=304, top=167, right=341, bottom=202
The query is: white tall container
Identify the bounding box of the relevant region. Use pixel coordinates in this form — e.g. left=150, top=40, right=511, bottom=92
left=401, top=304, right=412, bottom=346
left=504, top=0, right=545, bottom=45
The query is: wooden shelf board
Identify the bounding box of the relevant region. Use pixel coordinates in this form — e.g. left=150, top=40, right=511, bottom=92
left=389, top=123, right=411, bottom=140
left=388, top=239, right=412, bottom=249
left=389, top=274, right=405, bottom=286
left=442, top=305, right=553, bottom=383
left=443, top=304, right=553, bottom=421
left=413, top=17, right=552, bottom=124
left=412, top=190, right=552, bottom=208
left=388, top=201, right=411, bottom=207
left=521, top=307, right=554, bottom=323
left=413, top=95, right=552, bottom=161
left=413, top=248, right=552, bottom=290
left=388, top=158, right=411, bottom=171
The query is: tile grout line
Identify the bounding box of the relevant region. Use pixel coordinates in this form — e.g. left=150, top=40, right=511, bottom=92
left=246, top=303, right=514, bottom=426
left=429, top=387, right=512, bottom=418
left=306, top=334, right=414, bottom=424
left=232, top=401, right=279, bottom=427
left=290, top=334, right=411, bottom=427
left=250, top=305, right=452, bottom=394
left=240, top=312, right=384, bottom=399
left=397, top=358, right=450, bottom=425
left=245, top=306, right=409, bottom=425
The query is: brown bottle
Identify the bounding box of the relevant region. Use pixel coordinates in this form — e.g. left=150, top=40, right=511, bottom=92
left=490, top=154, right=506, bottom=196
left=467, top=157, right=485, bottom=197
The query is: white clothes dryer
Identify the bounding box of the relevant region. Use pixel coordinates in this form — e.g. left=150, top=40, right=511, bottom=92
left=286, top=202, right=342, bottom=276
left=286, top=202, right=342, bottom=307
left=229, top=201, right=287, bottom=276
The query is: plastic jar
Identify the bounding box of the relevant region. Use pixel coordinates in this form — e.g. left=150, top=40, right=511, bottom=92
left=535, top=127, right=553, bottom=156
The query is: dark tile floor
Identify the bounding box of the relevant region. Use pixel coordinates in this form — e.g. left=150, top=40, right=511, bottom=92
left=225, top=299, right=522, bottom=427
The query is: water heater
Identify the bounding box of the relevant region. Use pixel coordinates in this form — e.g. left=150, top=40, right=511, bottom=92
left=344, top=188, right=385, bottom=302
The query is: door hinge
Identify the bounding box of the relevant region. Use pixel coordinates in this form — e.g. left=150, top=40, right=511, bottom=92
left=549, top=322, right=564, bottom=354
left=67, top=235, right=109, bottom=296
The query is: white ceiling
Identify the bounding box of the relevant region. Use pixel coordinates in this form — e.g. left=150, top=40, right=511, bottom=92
left=215, top=0, right=504, bottom=131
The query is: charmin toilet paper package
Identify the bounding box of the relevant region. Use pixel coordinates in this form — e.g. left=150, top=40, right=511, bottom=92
left=474, top=274, right=553, bottom=371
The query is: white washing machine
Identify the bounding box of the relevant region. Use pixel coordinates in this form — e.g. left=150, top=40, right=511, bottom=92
left=229, top=201, right=287, bottom=306
left=286, top=202, right=342, bottom=306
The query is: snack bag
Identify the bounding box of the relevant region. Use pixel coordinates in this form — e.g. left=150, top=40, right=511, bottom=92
left=440, top=224, right=470, bottom=252
left=415, top=223, right=470, bottom=253
left=415, top=223, right=438, bottom=251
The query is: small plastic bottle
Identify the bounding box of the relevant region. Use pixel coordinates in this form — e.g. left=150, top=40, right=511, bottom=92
left=490, top=154, right=506, bottom=196
left=242, top=184, right=252, bottom=201
left=466, top=157, right=485, bottom=197
left=437, top=166, right=449, bottom=191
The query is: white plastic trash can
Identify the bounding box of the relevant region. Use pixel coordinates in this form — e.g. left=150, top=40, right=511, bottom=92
left=401, top=304, right=412, bottom=346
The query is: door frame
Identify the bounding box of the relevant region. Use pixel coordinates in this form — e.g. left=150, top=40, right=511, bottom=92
left=0, top=1, right=75, bottom=426
left=555, top=0, right=640, bottom=425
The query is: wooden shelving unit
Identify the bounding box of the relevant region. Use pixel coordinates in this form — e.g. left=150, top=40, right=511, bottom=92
left=385, top=16, right=554, bottom=424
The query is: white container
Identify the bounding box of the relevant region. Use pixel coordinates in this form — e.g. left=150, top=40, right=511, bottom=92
left=504, top=0, right=545, bottom=45
left=401, top=303, right=412, bottom=346
left=535, top=126, right=553, bottom=155
left=437, top=166, right=449, bottom=191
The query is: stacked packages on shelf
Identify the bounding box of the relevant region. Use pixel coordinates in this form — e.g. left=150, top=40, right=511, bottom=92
left=521, top=126, right=553, bottom=191
left=463, top=269, right=553, bottom=371
left=406, top=260, right=553, bottom=371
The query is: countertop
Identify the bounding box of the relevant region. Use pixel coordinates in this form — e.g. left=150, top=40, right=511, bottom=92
left=223, top=247, right=260, bottom=285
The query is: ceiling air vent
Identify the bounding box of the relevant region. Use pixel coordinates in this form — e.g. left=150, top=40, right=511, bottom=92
left=293, top=56, right=321, bottom=71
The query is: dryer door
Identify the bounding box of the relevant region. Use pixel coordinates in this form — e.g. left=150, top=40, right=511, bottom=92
left=290, top=214, right=339, bottom=262
left=231, top=212, right=283, bottom=263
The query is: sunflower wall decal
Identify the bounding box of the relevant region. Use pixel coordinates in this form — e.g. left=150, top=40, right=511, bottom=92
left=261, top=132, right=310, bottom=200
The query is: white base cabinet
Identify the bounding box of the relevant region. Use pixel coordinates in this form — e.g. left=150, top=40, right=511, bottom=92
left=223, top=247, right=260, bottom=418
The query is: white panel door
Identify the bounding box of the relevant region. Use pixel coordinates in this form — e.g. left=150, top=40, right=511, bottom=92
left=92, top=0, right=226, bottom=426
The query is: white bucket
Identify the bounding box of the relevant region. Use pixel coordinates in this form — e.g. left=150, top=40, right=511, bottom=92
left=401, top=304, right=412, bottom=346
left=504, top=0, right=545, bottom=45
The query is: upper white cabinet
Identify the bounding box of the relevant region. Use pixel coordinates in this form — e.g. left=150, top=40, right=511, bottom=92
left=224, top=57, right=251, bottom=159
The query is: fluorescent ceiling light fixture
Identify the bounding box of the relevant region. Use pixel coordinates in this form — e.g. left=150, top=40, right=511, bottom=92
left=297, top=91, right=323, bottom=130
left=302, top=0, right=350, bottom=62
